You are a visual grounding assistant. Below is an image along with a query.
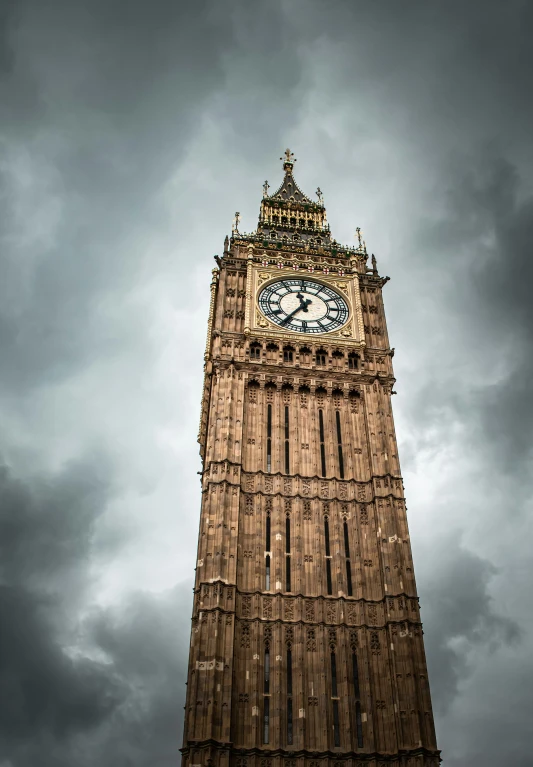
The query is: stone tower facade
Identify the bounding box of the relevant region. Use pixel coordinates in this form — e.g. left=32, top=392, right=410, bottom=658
left=180, top=151, right=440, bottom=767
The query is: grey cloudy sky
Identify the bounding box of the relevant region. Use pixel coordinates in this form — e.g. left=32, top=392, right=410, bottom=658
left=1, top=1, right=532, bottom=764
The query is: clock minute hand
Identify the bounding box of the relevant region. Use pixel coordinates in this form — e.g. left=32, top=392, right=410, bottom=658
left=280, top=304, right=305, bottom=325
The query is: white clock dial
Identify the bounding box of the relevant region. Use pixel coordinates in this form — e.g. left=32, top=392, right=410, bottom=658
left=258, top=278, right=349, bottom=334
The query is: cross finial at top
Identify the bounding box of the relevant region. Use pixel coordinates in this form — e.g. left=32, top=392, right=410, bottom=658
left=281, top=148, right=296, bottom=166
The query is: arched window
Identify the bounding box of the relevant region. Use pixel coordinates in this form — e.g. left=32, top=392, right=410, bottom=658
left=299, top=346, right=311, bottom=364
left=348, top=352, right=359, bottom=370
left=283, top=345, right=294, bottom=363
left=316, top=349, right=327, bottom=366
left=250, top=342, right=261, bottom=360
left=266, top=343, right=279, bottom=362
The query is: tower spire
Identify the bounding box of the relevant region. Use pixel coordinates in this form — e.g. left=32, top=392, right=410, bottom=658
left=280, top=148, right=296, bottom=172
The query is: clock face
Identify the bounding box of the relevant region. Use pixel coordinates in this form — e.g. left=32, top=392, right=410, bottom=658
left=258, top=278, right=349, bottom=334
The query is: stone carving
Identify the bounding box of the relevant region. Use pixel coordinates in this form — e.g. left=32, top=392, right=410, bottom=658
left=263, top=598, right=273, bottom=619
left=284, top=601, right=294, bottom=620
left=240, top=624, right=251, bottom=648
left=347, top=604, right=357, bottom=623
left=305, top=601, right=315, bottom=622
left=242, top=596, right=252, bottom=618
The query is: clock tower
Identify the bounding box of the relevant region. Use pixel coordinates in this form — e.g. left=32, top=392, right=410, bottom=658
left=180, top=152, right=441, bottom=767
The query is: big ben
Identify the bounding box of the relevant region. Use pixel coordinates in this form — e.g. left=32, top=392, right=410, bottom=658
left=180, top=151, right=441, bottom=767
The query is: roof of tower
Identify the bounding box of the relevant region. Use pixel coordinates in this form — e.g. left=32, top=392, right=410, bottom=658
left=256, top=150, right=331, bottom=245
left=263, top=149, right=323, bottom=206
left=229, top=150, right=370, bottom=266
left=263, top=149, right=323, bottom=207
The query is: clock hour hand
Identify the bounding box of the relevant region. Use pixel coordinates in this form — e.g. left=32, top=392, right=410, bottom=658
left=296, top=292, right=312, bottom=313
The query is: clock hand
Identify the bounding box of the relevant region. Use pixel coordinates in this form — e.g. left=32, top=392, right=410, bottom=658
left=296, top=292, right=312, bottom=313
left=280, top=304, right=306, bottom=324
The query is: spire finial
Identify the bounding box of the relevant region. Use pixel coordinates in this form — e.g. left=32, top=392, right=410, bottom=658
left=356, top=227, right=362, bottom=247
left=316, top=187, right=324, bottom=205
left=232, top=211, right=241, bottom=234
left=263, top=180, right=270, bottom=197
left=280, top=149, right=296, bottom=172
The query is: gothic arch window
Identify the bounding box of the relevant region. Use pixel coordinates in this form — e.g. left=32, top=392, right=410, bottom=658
left=299, top=346, right=311, bottom=364
left=266, top=343, right=279, bottom=362
left=348, top=352, right=359, bottom=370
left=290, top=217, right=296, bottom=226
left=270, top=231, right=276, bottom=239
left=293, top=234, right=300, bottom=241
left=316, top=349, right=327, bottom=366
left=250, top=342, right=261, bottom=360
left=281, top=216, right=288, bottom=225
left=283, top=345, right=294, bottom=363
left=332, top=349, right=344, bottom=368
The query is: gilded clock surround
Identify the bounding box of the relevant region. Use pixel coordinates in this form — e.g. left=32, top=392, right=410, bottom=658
left=182, top=151, right=441, bottom=767
left=246, top=264, right=365, bottom=345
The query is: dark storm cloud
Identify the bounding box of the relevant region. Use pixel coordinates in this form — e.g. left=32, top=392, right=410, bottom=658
left=0, top=456, right=191, bottom=766
left=420, top=533, right=520, bottom=713
left=0, top=457, right=121, bottom=743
